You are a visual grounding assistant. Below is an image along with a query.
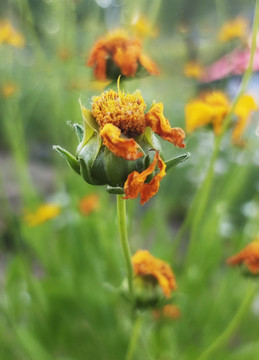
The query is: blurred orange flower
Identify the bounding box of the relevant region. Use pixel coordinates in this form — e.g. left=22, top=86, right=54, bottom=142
left=24, top=204, right=60, bottom=226
left=0, top=20, right=25, bottom=48
left=183, top=61, right=204, bottom=80
left=87, top=29, right=159, bottom=81
left=226, top=240, right=259, bottom=274
left=185, top=91, right=257, bottom=144
left=79, top=194, right=99, bottom=215
left=218, top=17, right=248, bottom=43
left=1, top=82, right=19, bottom=98
left=153, top=304, right=181, bottom=320
left=132, top=250, right=177, bottom=298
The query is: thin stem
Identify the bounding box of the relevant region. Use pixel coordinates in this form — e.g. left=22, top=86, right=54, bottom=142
left=117, top=195, right=134, bottom=301
left=184, top=0, right=259, bottom=264
left=125, top=315, right=143, bottom=360
left=197, top=283, right=257, bottom=360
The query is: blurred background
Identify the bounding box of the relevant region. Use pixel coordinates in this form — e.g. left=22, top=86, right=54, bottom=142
left=0, top=0, right=259, bottom=359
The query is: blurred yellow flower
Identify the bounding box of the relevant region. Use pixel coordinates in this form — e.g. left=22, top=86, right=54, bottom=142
left=1, top=82, right=19, bottom=98
left=183, top=61, right=204, bottom=80
left=79, top=194, right=99, bottom=215
left=185, top=91, right=257, bottom=143
left=132, top=250, right=177, bottom=298
left=0, top=20, right=25, bottom=48
left=153, top=304, right=181, bottom=320
left=24, top=204, right=61, bottom=226
left=218, top=17, right=248, bottom=43
left=130, top=15, right=158, bottom=39
left=226, top=239, right=259, bottom=275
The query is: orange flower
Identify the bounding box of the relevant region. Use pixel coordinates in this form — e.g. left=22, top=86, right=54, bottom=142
left=185, top=91, right=257, bottom=142
left=218, top=17, right=248, bottom=43
left=226, top=240, right=259, bottom=274
left=183, top=61, right=204, bottom=80
left=132, top=250, right=177, bottom=298
left=153, top=304, right=181, bottom=320
left=0, top=20, right=25, bottom=48
left=87, top=29, right=159, bottom=81
left=24, top=204, right=60, bottom=226
left=79, top=194, right=99, bottom=215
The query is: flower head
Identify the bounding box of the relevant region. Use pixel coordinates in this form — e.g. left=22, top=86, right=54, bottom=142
left=183, top=61, right=204, bottom=80
left=218, top=17, right=248, bottom=43
left=24, top=204, right=60, bottom=226
left=132, top=250, right=176, bottom=298
left=0, top=20, right=25, bottom=48
left=226, top=240, right=259, bottom=275
left=185, top=91, right=257, bottom=143
left=55, top=85, right=187, bottom=204
left=87, top=29, right=159, bottom=81
left=79, top=194, right=99, bottom=215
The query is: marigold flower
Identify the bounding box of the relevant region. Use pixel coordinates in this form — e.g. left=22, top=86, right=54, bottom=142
left=24, top=204, right=61, bottom=227
left=218, top=17, right=248, bottom=43
left=226, top=240, right=259, bottom=274
left=55, top=85, right=187, bottom=204
left=185, top=91, right=257, bottom=143
left=87, top=29, right=159, bottom=81
left=79, top=194, right=99, bottom=215
left=0, top=20, right=25, bottom=48
left=132, top=250, right=177, bottom=298
left=153, top=304, right=181, bottom=320
left=183, top=61, right=204, bottom=80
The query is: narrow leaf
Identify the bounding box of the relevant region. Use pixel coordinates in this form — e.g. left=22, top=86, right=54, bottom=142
left=73, top=123, right=84, bottom=142
left=165, top=153, right=190, bottom=171
left=53, top=145, right=80, bottom=174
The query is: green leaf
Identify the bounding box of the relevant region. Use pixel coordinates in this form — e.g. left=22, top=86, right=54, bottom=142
left=106, top=186, right=125, bottom=194
left=53, top=145, right=80, bottom=174
left=73, top=123, right=84, bottom=142
left=165, top=153, right=190, bottom=172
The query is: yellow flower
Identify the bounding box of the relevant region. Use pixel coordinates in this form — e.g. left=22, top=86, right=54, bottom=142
left=1, top=82, right=19, bottom=98
left=0, top=20, right=25, bottom=48
left=130, top=15, right=158, bottom=39
left=132, top=250, right=177, bottom=298
left=153, top=304, right=181, bottom=320
left=87, top=29, right=159, bottom=81
left=79, top=194, right=99, bottom=215
left=24, top=204, right=61, bottom=226
left=183, top=61, right=204, bottom=80
left=218, top=17, right=248, bottom=43
left=226, top=239, right=259, bottom=275
left=185, top=91, right=257, bottom=143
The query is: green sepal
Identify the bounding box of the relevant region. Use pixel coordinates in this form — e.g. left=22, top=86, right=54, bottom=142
left=73, top=123, right=84, bottom=142
left=165, top=153, right=190, bottom=172
left=106, top=186, right=125, bottom=195
left=53, top=145, right=80, bottom=174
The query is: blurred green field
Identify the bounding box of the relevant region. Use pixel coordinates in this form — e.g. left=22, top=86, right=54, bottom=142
left=1, top=0, right=259, bottom=359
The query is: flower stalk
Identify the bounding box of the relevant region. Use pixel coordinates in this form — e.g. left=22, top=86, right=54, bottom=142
left=125, top=314, right=143, bottom=360
left=117, top=195, right=134, bottom=302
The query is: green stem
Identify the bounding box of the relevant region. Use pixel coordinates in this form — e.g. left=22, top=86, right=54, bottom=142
left=198, top=284, right=257, bottom=360
left=184, top=0, right=259, bottom=264
left=117, top=195, right=134, bottom=301
left=125, top=315, right=142, bottom=360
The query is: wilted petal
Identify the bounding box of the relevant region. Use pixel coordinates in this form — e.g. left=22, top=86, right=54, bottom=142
left=139, top=53, right=160, bottom=75
left=100, top=123, right=143, bottom=160
left=123, top=151, right=166, bottom=204
left=146, top=103, right=185, bottom=148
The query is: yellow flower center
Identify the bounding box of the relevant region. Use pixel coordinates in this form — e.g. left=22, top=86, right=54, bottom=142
left=92, top=89, right=146, bottom=136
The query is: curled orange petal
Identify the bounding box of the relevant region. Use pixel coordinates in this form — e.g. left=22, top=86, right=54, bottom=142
left=139, top=53, right=160, bottom=75
left=123, top=151, right=166, bottom=204
left=100, top=123, right=143, bottom=160
left=145, top=103, right=185, bottom=148
left=113, top=44, right=140, bottom=77
left=226, top=240, right=259, bottom=274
